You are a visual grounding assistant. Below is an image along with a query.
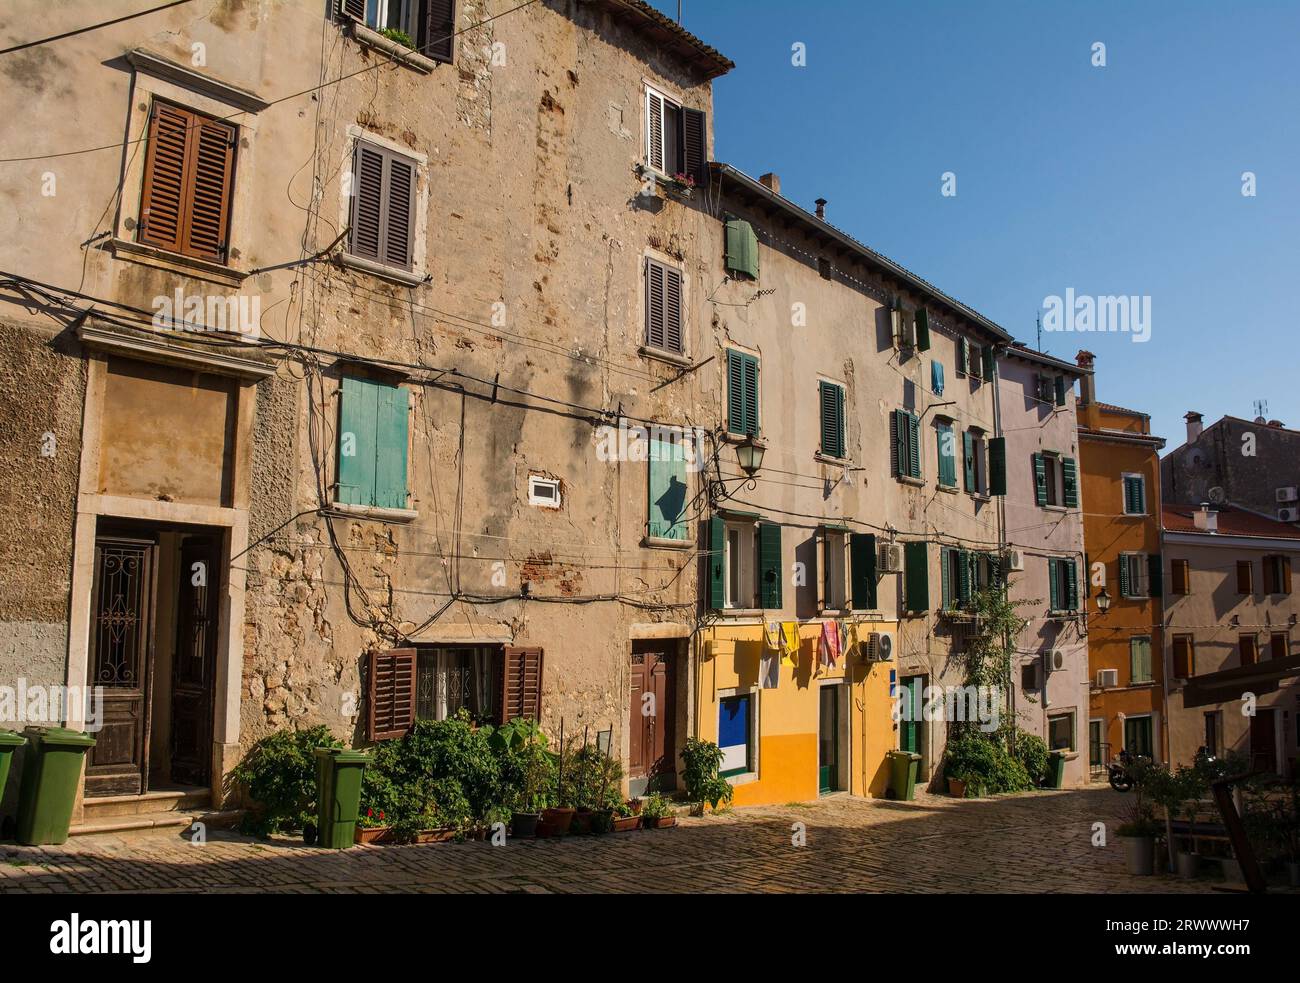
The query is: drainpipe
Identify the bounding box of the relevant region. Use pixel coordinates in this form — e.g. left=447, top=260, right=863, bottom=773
left=991, top=348, right=1014, bottom=741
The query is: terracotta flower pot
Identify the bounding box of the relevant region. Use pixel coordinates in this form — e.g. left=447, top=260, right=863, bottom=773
left=511, top=812, right=541, bottom=838
left=644, top=815, right=676, bottom=829
left=541, top=806, right=575, bottom=837
left=572, top=808, right=595, bottom=835
left=612, top=815, right=641, bottom=832
left=354, top=826, right=393, bottom=845
left=947, top=777, right=967, bottom=798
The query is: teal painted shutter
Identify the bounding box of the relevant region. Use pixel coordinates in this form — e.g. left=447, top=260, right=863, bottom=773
left=940, top=548, right=952, bottom=609
left=891, top=409, right=904, bottom=476
left=1118, top=555, right=1131, bottom=597
left=743, top=355, right=759, bottom=436
left=726, top=350, right=744, bottom=435
left=1048, top=558, right=1061, bottom=611
left=962, top=430, right=976, bottom=491
left=850, top=532, right=876, bottom=609
left=957, top=550, right=972, bottom=607
left=374, top=383, right=409, bottom=509
left=1033, top=452, right=1047, bottom=506
left=931, top=360, right=944, bottom=395
left=1134, top=476, right=1145, bottom=514
left=982, top=346, right=996, bottom=381
left=337, top=376, right=378, bottom=506
left=1066, top=559, right=1078, bottom=610
left=937, top=423, right=955, bottom=487
left=648, top=438, right=687, bottom=540
left=820, top=381, right=844, bottom=458
left=758, top=522, right=783, bottom=608
left=1062, top=456, right=1078, bottom=508
left=724, top=216, right=759, bottom=280
left=1147, top=553, right=1163, bottom=598
left=907, top=412, right=921, bottom=479
left=708, top=516, right=725, bottom=609
left=989, top=436, right=1007, bottom=496
left=904, top=541, right=929, bottom=613
left=957, top=337, right=969, bottom=374
left=915, top=307, right=931, bottom=351
left=1054, top=375, right=1067, bottom=407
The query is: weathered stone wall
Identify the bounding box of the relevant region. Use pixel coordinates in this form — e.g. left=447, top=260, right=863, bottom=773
left=1162, top=416, right=1300, bottom=516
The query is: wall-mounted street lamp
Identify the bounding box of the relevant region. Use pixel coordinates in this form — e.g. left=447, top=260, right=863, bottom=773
left=736, top=434, right=765, bottom=477
left=1096, top=588, right=1111, bottom=614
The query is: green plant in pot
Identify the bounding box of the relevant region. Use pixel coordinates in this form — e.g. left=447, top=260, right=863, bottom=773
left=640, top=792, right=676, bottom=829
left=231, top=725, right=343, bottom=839
left=682, top=737, right=734, bottom=816
left=1116, top=756, right=1162, bottom=876
left=498, top=725, right=554, bottom=838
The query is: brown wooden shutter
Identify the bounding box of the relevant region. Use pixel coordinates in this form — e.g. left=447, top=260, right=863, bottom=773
left=645, top=259, right=665, bottom=348
left=682, top=107, right=706, bottom=184
left=500, top=646, right=544, bottom=724
left=1237, top=559, right=1253, bottom=595
left=1172, top=635, right=1193, bottom=679
left=1240, top=635, right=1258, bottom=666
left=1283, top=557, right=1293, bottom=594
left=384, top=154, right=414, bottom=270
left=1271, top=633, right=1288, bottom=660
left=424, top=0, right=456, bottom=64
left=139, top=102, right=191, bottom=254
left=338, top=0, right=365, bottom=21
left=663, top=265, right=683, bottom=353
left=349, top=142, right=385, bottom=261
left=366, top=647, right=417, bottom=741
left=1171, top=559, right=1189, bottom=595
left=1263, top=557, right=1277, bottom=595
left=185, top=116, right=236, bottom=262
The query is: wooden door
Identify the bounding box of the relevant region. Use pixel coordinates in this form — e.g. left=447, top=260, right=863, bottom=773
left=628, top=646, right=675, bottom=782
left=85, top=535, right=158, bottom=797
left=818, top=685, right=840, bottom=793
left=1124, top=716, right=1154, bottom=759
left=899, top=676, right=922, bottom=754
left=170, top=535, right=220, bottom=787
left=1249, top=709, right=1277, bottom=775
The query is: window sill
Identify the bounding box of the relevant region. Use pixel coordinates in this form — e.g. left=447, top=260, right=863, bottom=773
left=971, top=492, right=991, bottom=502
left=722, top=431, right=765, bottom=447
left=936, top=483, right=959, bottom=495
left=337, top=252, right=427, bottom=287
left=724, top=771, right=758, bottom=787
left=635, top=164, right=696, bottom=199
left=1047, top=609, right=1082, bottom=618
left=814, top=452, right=850, bottom=467
left=716, top=608, right=764, bottom=619
left=1041, top=504, right=1070, bottom=513
left=643, top=535, right=691, bottom=550
left=110, top=237, right=247, bottom=288
left=638, top=345, right=692, bottom=368
left=326, top=502, right=418, bottom=523
left=897, top=475, right=925, bottom=488
left=351, top=23, right=438, bottom=73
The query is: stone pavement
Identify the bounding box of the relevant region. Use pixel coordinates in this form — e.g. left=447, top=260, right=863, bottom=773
left=0, top=788, right=1234, bottom=894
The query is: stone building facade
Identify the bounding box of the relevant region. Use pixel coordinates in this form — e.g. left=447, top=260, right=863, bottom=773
left=1161, top=412, right=1300, bottom=523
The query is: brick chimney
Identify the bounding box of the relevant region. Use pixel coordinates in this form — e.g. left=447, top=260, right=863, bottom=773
left=759, top=172, right=781, bottom=195
left=815, top=197, right=827, bottom=219
left=1075, top=350, right=1095, bottom=405
left=1193, top=503, right=1218, bottom=533
left=1185, top=411, right=1203, bottom=444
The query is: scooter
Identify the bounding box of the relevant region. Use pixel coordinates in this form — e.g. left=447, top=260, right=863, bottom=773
left=1107, top=749, right=1135, bottom=791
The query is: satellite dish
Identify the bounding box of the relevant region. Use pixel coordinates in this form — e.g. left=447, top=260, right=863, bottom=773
left=1208, top=487, right=1226, bottom=504
left=1254, top=416, right=1267, bottom=425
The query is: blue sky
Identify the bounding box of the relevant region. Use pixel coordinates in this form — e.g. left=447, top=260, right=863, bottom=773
left=649, top=0, right=1300, bottom=448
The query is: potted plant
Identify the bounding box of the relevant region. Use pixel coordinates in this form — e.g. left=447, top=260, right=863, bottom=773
left=611, top=799, right=641, bottom=832
left=946, top=772, right=969, bottom=799
left=640, top=792, right=676, bottom=829
left=1117, top=757, right=1160, bottom=876
left=682, top=737, right=734, bottom=816
left=355, top=807, right=391, bottom=844
left=497, top=724, right=554, bottom=838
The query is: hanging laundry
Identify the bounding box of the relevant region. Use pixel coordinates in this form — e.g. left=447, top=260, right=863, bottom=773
left=821, top=620, right=842, bottom=667
left=780, top=621, right=800, bottom=666
left=760, top=649, right=779, bottom=689
left=764, top=621, right=782, bottom=651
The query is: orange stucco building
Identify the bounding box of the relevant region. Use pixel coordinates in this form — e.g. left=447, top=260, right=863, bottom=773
left=1075, top=352, right=1167, bottom=770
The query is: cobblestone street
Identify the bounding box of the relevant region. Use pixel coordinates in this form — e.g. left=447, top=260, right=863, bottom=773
left=0, top=788, right=1230, bottom=894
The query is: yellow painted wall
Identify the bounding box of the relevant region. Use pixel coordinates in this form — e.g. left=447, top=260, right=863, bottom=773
left=697, top=621, right=895, bottom=806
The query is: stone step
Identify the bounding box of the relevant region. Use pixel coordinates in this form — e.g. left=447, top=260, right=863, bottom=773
left=81, top=787, right=211, bottom=819
left=69, top=809, right=243, bottom=838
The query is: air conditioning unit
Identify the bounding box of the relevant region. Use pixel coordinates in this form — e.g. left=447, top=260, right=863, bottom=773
left=868, top=631, right=894, bottom=662
left=1003, top=549, right=1025, bottom=573
left=1044, top=650, right=1066, bottom=673
left=878, top=543, right=902, bottom=573
left=1276, top=486, right=1299, bottom=503
left=1280, top=507, right=1300, bottom=523
left=893, top=307, right=915, bottom=348
left=1096, top=668, right=1118, bottom=689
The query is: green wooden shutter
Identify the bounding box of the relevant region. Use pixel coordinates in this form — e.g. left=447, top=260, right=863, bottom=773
left=957, top=337, right=969, bottom=374
left=904, top=541, right=929, bottom=613
left=648, top=438, right=687, bottom=541
left=743, top=355, right=759, bottom=437
left=989, top=436, right=1007, bottom=496
left=1033, top=452, right=1047, bottom=506
left=1066, top=559, right=1078, bottom=610
left=915, top=308, right=931, bottom=351
left=1147, top=553, right=1163, bottom=598
left=850, top=532, right=877, bottom=609
left=337, top=376, right=378, bottom=506
left=957, top=550, right=972, bottom=607
left=907, top=412, right=921, bottom=479
left=1061, top=456, right=1078, bottom=508
left=891, top=409, right=904, bottom=476
left=937, top=422, right=956, bottom=487
left=724, top=216, right=760, bottom=280
left=962, top=430, right=976, bottom=491
left=726, top=350, right=744, bottom=435
left=1048, top=558, right=1061, bottom=611
left=758, top=522, right=783, bottom=609
left=940, top=548, right=952, bottom=609
left=374, top=382, right=409, bottom=509
left=982, top=346, right=996, bottom=381
left=820, top=381, right=844, bottom=458
left=708, top=516, right=725, bottom=609
left=1054, top=375, right=1067, bottom=407
left=1118, top=555, right=1131, bottom=597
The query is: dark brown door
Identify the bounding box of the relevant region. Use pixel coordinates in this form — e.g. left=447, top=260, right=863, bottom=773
left=628, top=645, right=675, bottom=783
left=170, top=535, right=220, bottom=787
left=85, top=535, right=158, bottom=797
left=1249, top=709, right=1277, bottom=775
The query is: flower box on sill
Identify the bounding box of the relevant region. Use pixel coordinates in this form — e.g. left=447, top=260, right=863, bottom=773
left=354, top=825, right=457, bottom=845
left=635, top=163, right=695, bottom=200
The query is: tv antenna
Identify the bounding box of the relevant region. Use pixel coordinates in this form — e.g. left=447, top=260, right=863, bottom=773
left=1253, top=399, right=1269, bottom=419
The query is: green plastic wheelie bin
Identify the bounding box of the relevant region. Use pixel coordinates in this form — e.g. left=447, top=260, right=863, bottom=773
left=15, top=726, right=97, bottom=846
left=1046, top=750, right=1067, bottom=789
left=313, top=747, right=371, bottom=849
left=0, top=730, right=27, bottom=836
left=887, top=749, right=921, bottom=801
